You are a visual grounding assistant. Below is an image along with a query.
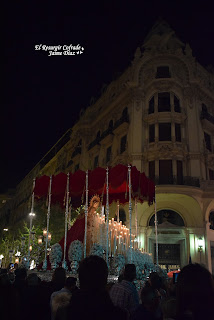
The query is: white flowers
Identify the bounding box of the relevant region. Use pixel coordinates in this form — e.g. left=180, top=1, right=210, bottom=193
left=49, top=244, right=62, bottom=269
left=90, top=243, right=104, bottom=258
left=68, top=240, right=83, bottom=262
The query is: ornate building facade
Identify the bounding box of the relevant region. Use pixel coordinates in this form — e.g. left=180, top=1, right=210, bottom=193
left=2, top=20, right=214, bottom=273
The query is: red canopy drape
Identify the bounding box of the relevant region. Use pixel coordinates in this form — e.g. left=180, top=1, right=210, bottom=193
left=34, top=164, right=155, bottom=207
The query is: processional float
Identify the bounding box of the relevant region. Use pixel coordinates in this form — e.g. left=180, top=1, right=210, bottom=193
left=28, top=164, right=157, bottom=271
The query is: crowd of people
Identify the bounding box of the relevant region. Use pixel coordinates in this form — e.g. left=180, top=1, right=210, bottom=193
left=0, top=256, right=214, bottom=320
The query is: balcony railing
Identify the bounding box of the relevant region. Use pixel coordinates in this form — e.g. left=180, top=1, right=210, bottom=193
left=71, top=146, right=81, bottom=158
left=200, top=110, right=214, bottom=125
left=154, top=176, right=200, bottom=187
left=113, top=113, right=129, bottom=130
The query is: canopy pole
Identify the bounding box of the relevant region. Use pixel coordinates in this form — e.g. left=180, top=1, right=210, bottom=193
left=117, top=200, right=120, bottom=223
left=43, top=176, right=52, bottom=270
left=27, top=178, right=36, bottom=269
left=154, top=187, right=158, bottom=266
left=135, top=198, right=138, bottom=239
left=128, top=164, right=132, bottom=263
left=84, top=170, right=89, bottom=258
left=62, top=173, right=69, bottom=269
left=106, top=167, right=109, bottom=266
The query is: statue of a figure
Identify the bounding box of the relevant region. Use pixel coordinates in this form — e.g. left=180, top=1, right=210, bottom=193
left=86, top=195, right=101, bottom=255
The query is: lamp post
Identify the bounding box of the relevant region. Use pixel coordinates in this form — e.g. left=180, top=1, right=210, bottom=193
left=27, top=212, right=35, bottom=268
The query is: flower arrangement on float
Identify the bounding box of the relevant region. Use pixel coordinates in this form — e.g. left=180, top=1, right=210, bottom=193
left=113, top=254, right=126, bottom=275
left=68, top=240, right=83, bottom=273
left=49, top=243, right=62, bottom=270
left=90, top=243, right=104, bottom=258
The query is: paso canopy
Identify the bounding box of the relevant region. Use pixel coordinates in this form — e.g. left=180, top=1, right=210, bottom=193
left=34, top=164, right=155, bottom=207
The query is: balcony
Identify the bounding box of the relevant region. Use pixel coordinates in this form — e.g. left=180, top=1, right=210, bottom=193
left=200, top=110, right=214, bottom=131
left=71, top=146, right=81, bottom=158
left=88, top=137, right=100, bottom=151
left=113, top=113, right=129, bottom=130
left=154, top=176, right=200, bottom=187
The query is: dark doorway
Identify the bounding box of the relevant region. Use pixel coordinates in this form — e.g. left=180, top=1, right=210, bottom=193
left=154, top=243, right=180, bottom=272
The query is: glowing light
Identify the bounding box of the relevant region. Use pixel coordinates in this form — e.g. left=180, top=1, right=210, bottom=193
left=15, top=251, right=21, bottom=257
left=29, top=212, right=35, bottom=217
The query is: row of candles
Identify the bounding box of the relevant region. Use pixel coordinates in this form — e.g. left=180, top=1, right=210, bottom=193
left=96, top=214, right=141, bottom=256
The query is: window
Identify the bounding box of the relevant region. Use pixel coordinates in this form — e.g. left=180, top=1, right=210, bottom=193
left=149, top=161, right=155, bottom=182
left=159, top=160, right=173, bottom=184
left=94, top=155, right=99, bottom=168
left=175, top=124, right=181, bottom=142
left=74, top=164, right=79, bottom=172
left=149, top=96, right=154, bottom=114
left=174, top=96, right=181, bottom=113
left=106, top=146, right=112, bottom=164
left=108, top=120, right=113, bottom=129
left=202, top=103, right=207, bottom=112
left=209, top=169, right=214, bottom=180
left=204, top=132, right=212, bottom=151
left=120, top=135, right=127, bottom=153
left=159, top=123, right=171, bottom=141
left=122, top=107, right=128, bottom=117
left=156, top=66, right=170, bottom=78
left=149, top=124, right=155, bottom=143
left=177, top=160, right=183, bottom=185
left=149, top=209, right=185, bottom=226
left=96, top=131, right=101, bottom=139
left=158, top=92, right=170, bottom=112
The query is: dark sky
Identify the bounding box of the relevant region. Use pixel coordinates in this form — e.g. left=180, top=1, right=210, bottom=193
left=2, top=1, right=214, bottom=193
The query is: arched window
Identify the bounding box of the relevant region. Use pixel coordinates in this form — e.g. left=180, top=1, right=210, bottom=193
left=149, top=209, right=185, bottom=226
left=149, top=96, right=154, bottom=114
left=209, top=211, right=214, bottom=230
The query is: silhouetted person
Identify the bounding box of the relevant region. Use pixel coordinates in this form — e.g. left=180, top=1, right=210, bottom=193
left=51, top=266, right=66, bottom=292
left=176, top=263, right=214, bottom=320
left=132, top=286, right=161, bottom=320
left=56, top=255, right=127, bottom=320
left=110, top=263, right=139, bottom=316
left=0, top=273, right=17, bottom=319
left=51, top=277, right=78, bottom=320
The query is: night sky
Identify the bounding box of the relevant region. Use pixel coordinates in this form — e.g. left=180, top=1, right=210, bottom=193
left=2, top=1, right=214, bottom=193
